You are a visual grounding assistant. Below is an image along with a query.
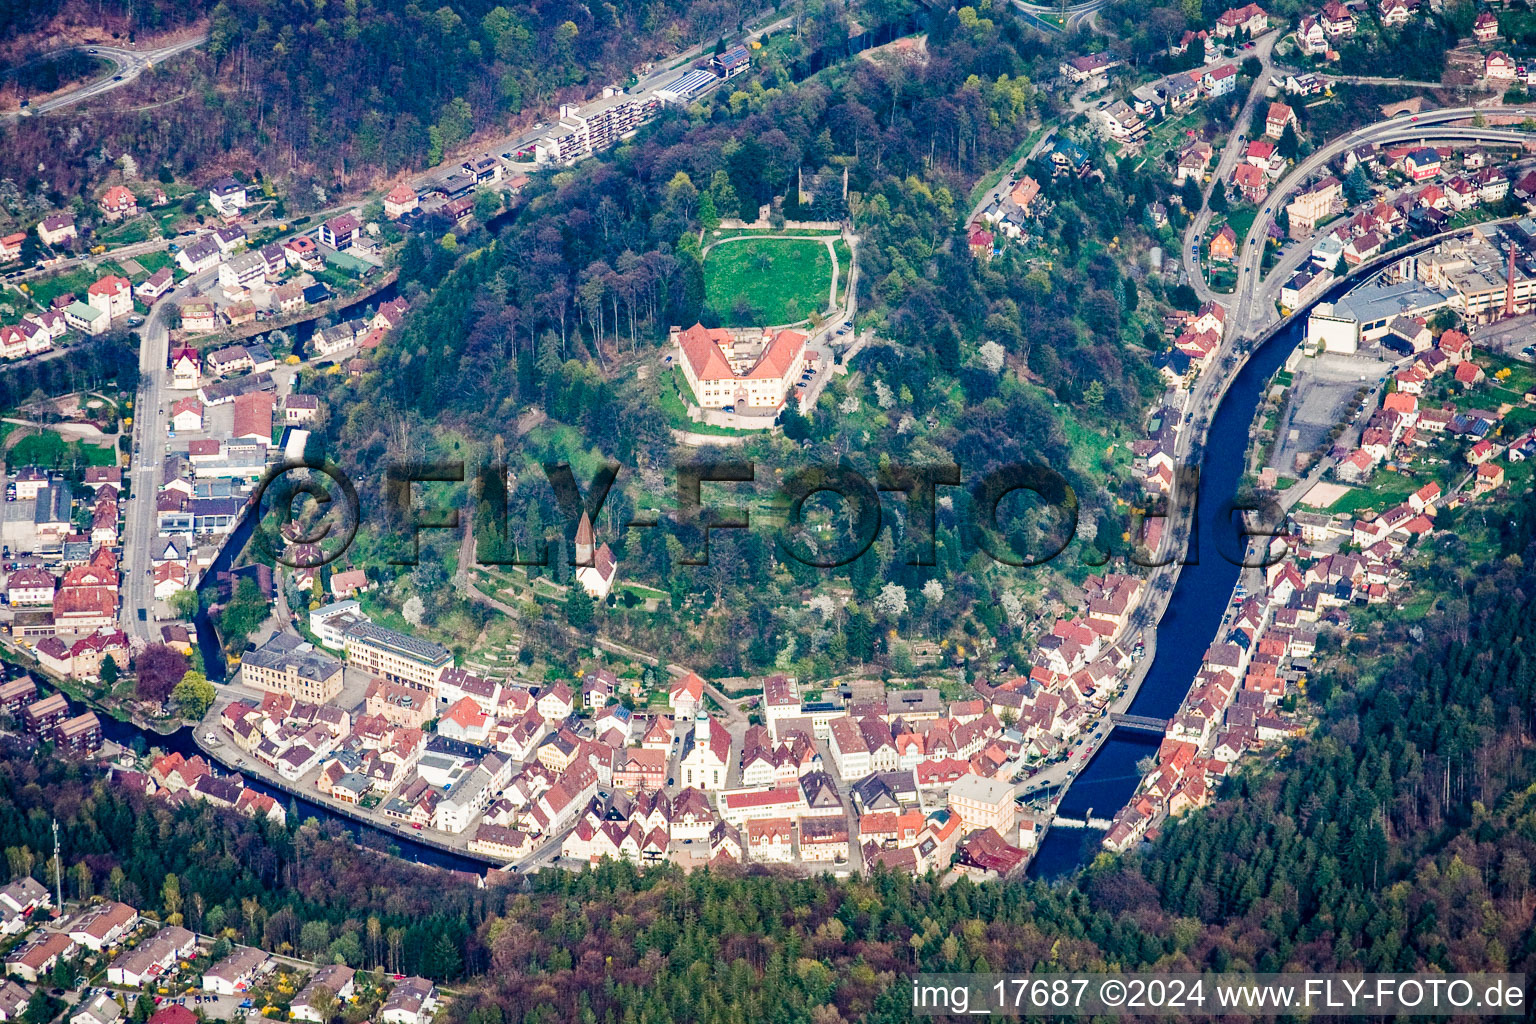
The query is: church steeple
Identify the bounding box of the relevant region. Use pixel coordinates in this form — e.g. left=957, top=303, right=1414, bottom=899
left=575, top=510, right=594, bottom=565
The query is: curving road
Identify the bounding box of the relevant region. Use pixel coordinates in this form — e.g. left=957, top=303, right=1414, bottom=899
left=1226, top=107, right=1536, bottom=337
left=1014, top=0, right=1108, bottom=33
left=2, top=35, right=207, bottom=121
left=1180, top=29, right=1281, bottom=309
left=1070, top=105, right=1536, bottom=820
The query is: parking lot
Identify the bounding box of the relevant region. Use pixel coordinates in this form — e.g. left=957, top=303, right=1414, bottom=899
left=1273, top=346, right=1400, bottom=474
left=1472, top=312, right=1536, bottom=361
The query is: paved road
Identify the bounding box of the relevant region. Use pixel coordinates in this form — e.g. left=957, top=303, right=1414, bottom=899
left=1231, top=118, right=1536, bottom=337
left=964, top=128, right=1056, bottom=229
left=1180, top=29, right=1281, bottom=308
left=3, top=35, right=207, bottom=121
left=119, top=265, right=218, bottom=638
left=1013, top=0, right=1107, bottom=33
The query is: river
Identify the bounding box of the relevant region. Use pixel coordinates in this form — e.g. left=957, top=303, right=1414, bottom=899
left=285, top=280, right=400, bottom=361
left=89, top=711, right=493, bottom=873
left=190, top=505, right=255, bottom=683
left=1028, top=277, right=1346, bottom=879
left=188, top=273, right=403, bottom=680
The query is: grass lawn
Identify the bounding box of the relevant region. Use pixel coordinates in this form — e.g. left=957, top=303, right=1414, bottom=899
left=704, top=236, right=834, bottom=326
left=6, top=431, right=116, bottom=470
left=1224, top=207, right=1258, bottom=243
left=96, top=217, right=154, bottom=247
left=621, top=581, right=667, bottom=599
left=134, top=250, right=173, bottom=275
left=708, top=226, right=841, bottom=241
left=1501, top=404, right=1536, bottom=434
left=1139, top=110, right=1207, bottom=167
left=22, top=265, right=110, bottom=309
left=1327, top=470, right=1421, bottom=515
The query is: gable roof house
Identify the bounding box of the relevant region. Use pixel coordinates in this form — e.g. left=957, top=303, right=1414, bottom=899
left=98, top=186, right=138, bottom=222
left=1214, top=2, right=1269, bottom=37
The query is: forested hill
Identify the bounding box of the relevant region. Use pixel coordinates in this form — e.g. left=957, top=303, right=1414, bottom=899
left=0, top=0, right=199, bottom=42
left=6, top=487, right=1536, bottom=1022
left=1, top=0, right=766, bottom=198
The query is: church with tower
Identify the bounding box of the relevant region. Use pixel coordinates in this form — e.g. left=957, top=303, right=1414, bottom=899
left=573, top=510, right=618, bottom=600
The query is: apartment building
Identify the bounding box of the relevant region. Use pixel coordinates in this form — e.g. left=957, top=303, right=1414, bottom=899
left=342, top=623, right=452, bottom=695
left=948, top=774, right=1016, bottom=835
left=533, top=91, right=659, bottom=164
left=242, top=633, right=345, bottom=703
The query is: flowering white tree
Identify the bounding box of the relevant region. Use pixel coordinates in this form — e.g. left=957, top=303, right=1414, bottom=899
left=978, top=340, right=1006, bottom=374
left=873, top=380, right=895, bottom=409
left=838, top=394, right=860, bottom=415
left=874, top=583, right=908, bottom=619
left=921, top=579, right=944, bottom=604
left=808, top=593, right=836, bottom=620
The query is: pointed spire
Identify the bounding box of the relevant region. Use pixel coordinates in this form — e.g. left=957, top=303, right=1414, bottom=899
left=574, top=509, right=595, bottom=567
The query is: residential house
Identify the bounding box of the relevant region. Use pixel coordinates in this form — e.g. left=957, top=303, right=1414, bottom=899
left=176, top=236, right=221, bottom=274
left=1404, top=147, right=1442, bottom=181
left=211, top=224, right=247, bottom=254
left=1296, top=15, right=1327, bottom=55
left=379, top=978, right=436, bottom=1024
left=1321, top=1, right=1356, bottom=37
left=82, top=273, right=131, bottom=317
left=208, top=178, right=249, bottom=217
left=1234, top=163, right=1269, bottom=203
left=319, top=215, right=360, bottom=250
left=1058, top=51, right=1123, bottom=83
left=98, top=186, right=138, bottom=222
left=384, top=185, right=419, bottom=219
left=136, top=268, right=174, bottom=303
left=1214, top=3, right=1269, bottom=37
left=200, top=946, right=269, bottom=995
left=1210, top=225, right=1238, bottom=263
left=37, top=214, right=76, bottom=247
left=1265, top=101, right=1295, bottom=140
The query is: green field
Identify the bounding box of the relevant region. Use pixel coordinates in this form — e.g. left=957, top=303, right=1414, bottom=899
left=133, top=250, right=173, bottom=276
left=6, top=431, right=117, bottom=470
left=22, top=264, right=122, bottom=309
left=1327, top=470, right=1421, bottom=515
left=703, top=237, right=834, bottom=326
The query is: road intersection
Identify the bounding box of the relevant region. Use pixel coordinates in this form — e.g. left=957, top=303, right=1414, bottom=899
left=3, top=35, right=208, bottom=121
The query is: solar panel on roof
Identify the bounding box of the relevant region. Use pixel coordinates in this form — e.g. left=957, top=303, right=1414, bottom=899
left=664, top=69, right=717, bottom=99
